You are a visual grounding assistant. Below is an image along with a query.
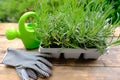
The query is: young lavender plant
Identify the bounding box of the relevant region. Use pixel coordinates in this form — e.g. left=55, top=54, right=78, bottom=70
left=34, top=0, right=120, bottom=52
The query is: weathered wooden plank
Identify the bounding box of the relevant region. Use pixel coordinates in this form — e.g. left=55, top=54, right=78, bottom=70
left=0, top=36, right=25, bottom=51
left=0, top=23, right=18, bottom=35
left=0, top=45, right=120, bottom=67
left=0, top=65, right=20, bottom=80
left=99, top=46, right=120, bottom=67
left=114, top=27, right=120, bottom=37
left=50, top=66, right=120, bottom=80
left=0, top=65, right=119, bottom=80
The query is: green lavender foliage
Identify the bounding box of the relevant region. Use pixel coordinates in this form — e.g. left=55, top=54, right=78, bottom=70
left=106, top=0, right=120, bottom=22
left=34, top=0, right=120, bottom=52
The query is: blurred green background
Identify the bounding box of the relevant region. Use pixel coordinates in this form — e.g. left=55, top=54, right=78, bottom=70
left=0, top=0, right=34, bottom=22
left=0, top=0, right=119, bottom=22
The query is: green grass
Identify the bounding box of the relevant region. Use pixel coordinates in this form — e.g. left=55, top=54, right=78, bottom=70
left=34, top=0, right=120, bottom=52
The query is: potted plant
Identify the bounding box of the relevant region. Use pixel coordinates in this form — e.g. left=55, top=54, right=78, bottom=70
left=33, top=0, right=120, bottom=59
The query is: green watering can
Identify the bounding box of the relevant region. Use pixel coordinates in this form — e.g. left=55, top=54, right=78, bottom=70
left=5, top=12, right=40, bottom=49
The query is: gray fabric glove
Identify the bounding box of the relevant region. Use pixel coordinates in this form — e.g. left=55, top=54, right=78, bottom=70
left=2, top=48, right=53, bottom=80
left=16, top=66, right=38, bottom=80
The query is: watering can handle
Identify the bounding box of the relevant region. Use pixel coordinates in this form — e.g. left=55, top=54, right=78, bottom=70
left=18, top=12, right=39, bottom=33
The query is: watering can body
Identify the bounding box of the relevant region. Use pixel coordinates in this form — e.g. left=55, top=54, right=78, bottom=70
left=5, top=12, right=40, bottom=49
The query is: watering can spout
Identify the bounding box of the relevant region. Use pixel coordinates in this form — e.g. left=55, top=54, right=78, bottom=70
left=5, top=27, right=19, bottom=40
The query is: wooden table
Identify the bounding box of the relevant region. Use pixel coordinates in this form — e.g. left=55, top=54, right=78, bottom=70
left=0, top=23, right=120, bottom=80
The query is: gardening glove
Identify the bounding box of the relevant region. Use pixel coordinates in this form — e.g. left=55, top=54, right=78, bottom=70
left=2, top=48, right=53, bottom=80
left=16, top=66, right=38, bottom=80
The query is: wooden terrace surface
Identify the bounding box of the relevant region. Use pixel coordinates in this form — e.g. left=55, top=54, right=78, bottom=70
left=0, top=23, right=120, bottom=80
